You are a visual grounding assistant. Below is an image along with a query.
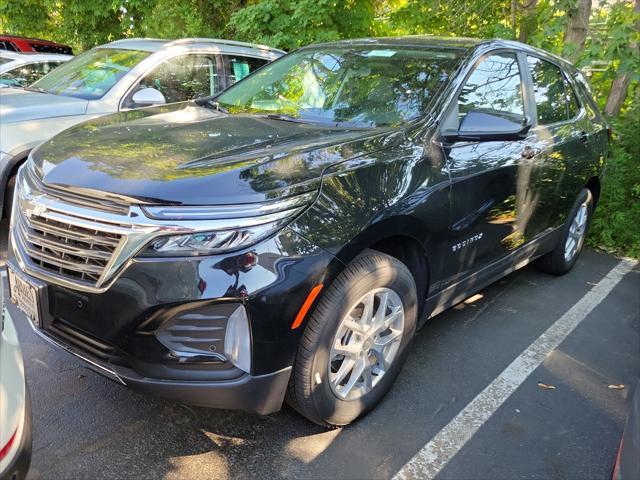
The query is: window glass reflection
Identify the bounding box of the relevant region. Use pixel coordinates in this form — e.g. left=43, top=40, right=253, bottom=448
left=458, top=53, right=524, bottom=125
left=527, top=56, right=571, bottom=125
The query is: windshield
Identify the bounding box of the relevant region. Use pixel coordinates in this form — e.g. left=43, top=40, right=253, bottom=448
left=215, top=46, right=462, bottom=127
left=31, top=48, right=150, bottom=99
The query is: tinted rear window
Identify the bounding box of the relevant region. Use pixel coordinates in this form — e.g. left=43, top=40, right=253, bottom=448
left=30, top=43, right=73, bottom=55
left=527, top=56, right=576, bottom=125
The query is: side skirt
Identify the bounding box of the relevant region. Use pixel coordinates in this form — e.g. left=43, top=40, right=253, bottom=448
left=419, top=228, right=561, bottom=327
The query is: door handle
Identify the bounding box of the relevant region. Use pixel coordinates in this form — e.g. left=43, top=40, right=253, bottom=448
left=521, top=146, right=538, bottom=159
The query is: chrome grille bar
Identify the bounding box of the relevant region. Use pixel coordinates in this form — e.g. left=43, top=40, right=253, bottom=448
left=15, top=212, right=118, bottom=285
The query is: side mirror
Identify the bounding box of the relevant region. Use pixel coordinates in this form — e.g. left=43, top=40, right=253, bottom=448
left=131, top=87, right=166, bottom=107
left=442, top=111, right=531, bottom=143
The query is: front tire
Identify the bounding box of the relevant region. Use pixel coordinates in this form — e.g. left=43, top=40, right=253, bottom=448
left=538, top=188, right=593, bottom=275
left=287, top=249, right=418, bottom=427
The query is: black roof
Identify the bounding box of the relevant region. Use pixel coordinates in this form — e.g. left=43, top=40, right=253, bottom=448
left=299, top=36, right=575, bottom=69
left=301, top=35, right=482, bottom=51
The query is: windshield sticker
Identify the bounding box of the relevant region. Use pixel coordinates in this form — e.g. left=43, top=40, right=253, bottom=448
left=364, top=50, right=396, bottom=57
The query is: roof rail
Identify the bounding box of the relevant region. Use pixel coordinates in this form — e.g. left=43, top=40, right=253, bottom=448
left=104, top=37, right=286, bottom=54
left=166, top=37, right=286, bottom=54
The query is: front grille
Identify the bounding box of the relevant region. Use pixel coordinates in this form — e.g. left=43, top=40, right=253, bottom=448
left=48, top=319, right=126, bottom=365
left=16, top=211, right=121, bottom=286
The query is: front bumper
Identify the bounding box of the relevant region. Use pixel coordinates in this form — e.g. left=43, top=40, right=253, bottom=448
left=8, top=227, right=340, bottom=414
left=27, top=319, right=291, bottom=414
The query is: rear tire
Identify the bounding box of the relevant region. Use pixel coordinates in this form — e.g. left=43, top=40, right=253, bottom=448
left=287, top=249, right=418, bottom=427
left=538, top=188, right=593, bottom=275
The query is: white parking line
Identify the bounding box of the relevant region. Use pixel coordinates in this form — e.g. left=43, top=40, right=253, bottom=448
left=394, top=259, right=637, bottom=480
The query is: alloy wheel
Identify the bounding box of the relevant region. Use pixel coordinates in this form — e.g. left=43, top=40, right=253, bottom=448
left=328, top=288, right=405, bottom=400
left=564, top=202, right=588, bottom=262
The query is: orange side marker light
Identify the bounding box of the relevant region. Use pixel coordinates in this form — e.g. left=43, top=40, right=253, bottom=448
left=291, top=284, right=324, bottom=329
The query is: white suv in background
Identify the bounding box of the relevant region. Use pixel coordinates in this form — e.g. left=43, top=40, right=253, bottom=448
left=0, top=51, right=73, bottom=89
left=0, top=37, right=285, bottom=217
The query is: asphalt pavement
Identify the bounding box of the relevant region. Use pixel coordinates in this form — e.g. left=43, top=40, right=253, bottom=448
left=2, top=232, right=638, bottom=479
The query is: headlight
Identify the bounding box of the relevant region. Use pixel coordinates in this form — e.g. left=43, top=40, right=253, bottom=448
left=139, top=192, right=315, bottom=257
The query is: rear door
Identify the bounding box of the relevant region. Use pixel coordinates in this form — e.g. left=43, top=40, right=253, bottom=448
left=439, top=50, right=546, bottom=286
left=524, top=55, right=594, bottom=228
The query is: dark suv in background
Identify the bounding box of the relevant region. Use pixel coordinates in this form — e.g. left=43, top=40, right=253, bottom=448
left=7, top=37, right=608, bottom=427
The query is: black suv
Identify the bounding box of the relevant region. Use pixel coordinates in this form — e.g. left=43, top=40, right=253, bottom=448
left=7, top=37, right=608, bottom=427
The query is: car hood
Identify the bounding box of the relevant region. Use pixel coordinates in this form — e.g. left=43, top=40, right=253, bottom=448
left=31, top=103, right=394, bottom=205
left=0, top=88, right=88, bottom=123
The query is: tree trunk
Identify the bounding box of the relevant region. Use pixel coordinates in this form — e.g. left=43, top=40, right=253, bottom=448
left=511, top=0, right=518, bottom=37
left=518, top=0, right=538, bottom=43
left=563, top=0, right=592, bottom=63
left=603, top=0, right=640, bottom=117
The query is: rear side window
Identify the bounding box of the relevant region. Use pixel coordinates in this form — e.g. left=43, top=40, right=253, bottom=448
left=225, top=55, right=269, bottom=85
left=527, top=56, right=578, bottom=125
left=457, top=53, right=525, bottom=125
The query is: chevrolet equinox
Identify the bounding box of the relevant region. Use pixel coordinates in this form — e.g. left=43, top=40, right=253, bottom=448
left=7, top=37, right=608, bottom=427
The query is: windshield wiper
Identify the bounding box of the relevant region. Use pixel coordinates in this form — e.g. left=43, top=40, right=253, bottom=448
left=22, top=86, right=48, bottom=94
left=193, top=96, right=228, bottom=113
left=262, top=113, right=310, bottom=124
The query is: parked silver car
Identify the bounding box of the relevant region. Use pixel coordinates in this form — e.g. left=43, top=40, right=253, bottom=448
left=0, top=37, right=285, bottom=217
left=0, top=285, right=31, bottom=480
left=0, top=51, right=73, bottom=89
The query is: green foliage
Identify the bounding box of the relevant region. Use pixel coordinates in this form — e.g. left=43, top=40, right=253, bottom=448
left=0, top=0, right=56, bottom=40
left=140, top=0, right=243, bottom=39
left=581, top=1, right=640, bottom=109
left=229, top=0, right=375, bottom=50
left=588, top=104, right=640, bottom=258
left=388, top=0, right=514, bottom=38
left=0, top=0, right=154, bottom=50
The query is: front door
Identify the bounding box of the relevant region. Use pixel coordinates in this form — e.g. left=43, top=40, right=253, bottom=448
left=440, top=51, right=545, bottom=286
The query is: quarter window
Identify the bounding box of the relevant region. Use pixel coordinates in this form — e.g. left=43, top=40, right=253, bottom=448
left=134, top=54, right=220, bottom=105
left=527, top=56, right=578, bottom=125
left=457, top=53, right=525, bottom=125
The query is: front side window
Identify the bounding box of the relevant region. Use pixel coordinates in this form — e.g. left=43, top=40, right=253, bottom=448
left=215, top=46, right=462, bottom=128
left=527, top=56, right=576, bottom=125
left=31, top=48, right=150, bottom=100
left=457, top=53, right=524, bottom=125
left=132, top=54, right=219, bottom=105
left=225, top=55, right=268, bottom=85
left=0, top=61, right=62, bottom=87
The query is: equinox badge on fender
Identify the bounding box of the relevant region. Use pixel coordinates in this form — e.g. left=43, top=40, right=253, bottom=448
left=452, top=233, right=484, bottom=252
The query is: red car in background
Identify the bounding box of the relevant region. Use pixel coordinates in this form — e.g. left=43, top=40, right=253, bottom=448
left=0, top=35, right=73, bottom=55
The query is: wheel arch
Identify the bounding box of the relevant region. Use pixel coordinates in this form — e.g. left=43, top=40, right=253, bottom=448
left=1, top=149, right=30, bottom=218
left=585, top=176, right=601, bottom=209
left=331, top=216, right=432, bottom=311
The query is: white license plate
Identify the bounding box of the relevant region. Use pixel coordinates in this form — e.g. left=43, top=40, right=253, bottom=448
left=7, top=267, right=40, bottom=327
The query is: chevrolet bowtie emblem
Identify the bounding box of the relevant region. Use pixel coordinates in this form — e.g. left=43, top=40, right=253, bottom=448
left=25, top=203, right=47, bottom=218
